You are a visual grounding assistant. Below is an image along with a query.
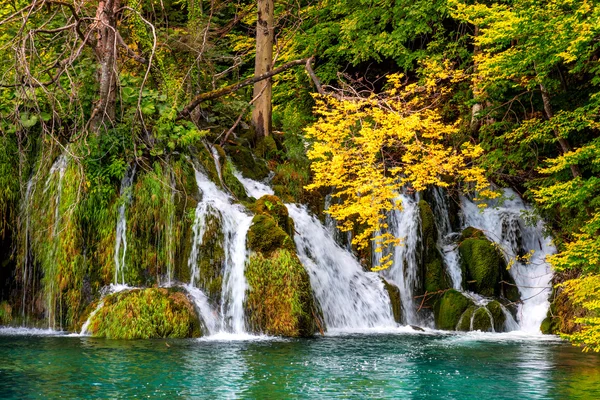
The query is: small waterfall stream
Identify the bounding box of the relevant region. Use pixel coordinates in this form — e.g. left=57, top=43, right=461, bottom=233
left=114, top=165, right=136, bottom=285
left=188, top=168, right=253, bottom=334
left=377, top=194, right=422, bottom=325
left=461, top=189, right=555, bottom=333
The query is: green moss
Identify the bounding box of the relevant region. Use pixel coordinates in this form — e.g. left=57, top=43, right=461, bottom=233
left=244, top=250, right=317, bottom=337
left=88, top=288, right=202, bottom=339
left=0, top=301, right=12, bottom=325
left=254, top=135, right=278, bottom=160
left=456, top=306, right=475, bottom=331
left=193, top=145, right=221, bottom=185
left=472, top=307, right=493, bottom=332
left=246, top=214, right=295, bottom=255
left=225, top=144, right=269, bottom=181
left=460, top=227, right=485, bottom=240
left=418, top=201, right=451, bottom=294
left=434, top=289, right=473, bottom=330
left=254, top=195, right=294, bottom=238
left=382, top=279, right=402, bottom=323
left=459, top=230, right=505, bottom=297
left=222, top=158, right=249, bottom=201
left=192, top=211, right=225, bottom=303
left=486, top=300, right=507, bottom=332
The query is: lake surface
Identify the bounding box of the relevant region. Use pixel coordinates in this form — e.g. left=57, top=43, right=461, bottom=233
left=1, top=327, right=599, bottom=399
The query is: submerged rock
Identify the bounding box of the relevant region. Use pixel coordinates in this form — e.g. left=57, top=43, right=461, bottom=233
left=87, top=288, right=202, bottom=339
left=244, top=249, right=319, bottom=337
left=434, top=289, right=474, bottom=330
left=456, top=306, right=476, bottom=331
left=486, top=300, right=507, bottom=332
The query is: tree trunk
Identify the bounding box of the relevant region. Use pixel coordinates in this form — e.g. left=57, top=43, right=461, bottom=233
left=90, top=0, right=120, bottom=134
left=252, top=0, right=274, bottom=139
left=539, top=82, right=581, bottom=178
left=470, top=26, right=483, bottom=133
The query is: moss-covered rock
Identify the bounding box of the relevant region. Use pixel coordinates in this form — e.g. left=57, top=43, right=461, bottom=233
left=434, top=289, right=474, bottom=330
left=222, top=158, right=249, bottom=201
left=456, top=306, right=475, bottom=331
left=472, top=307, right=493, bottom=332
left=245, top=249, right=318, bottom=337
left=419, top=201, right=451, bottom=294
left=486, top=300, right=507, bottom=332
left=254, top=135, right=278, bottom=160
left=458, top=229, right=505, bottom=297
left=0, top=301, right=12, bottom=325
left=192, top=211, right=225, bottom=304
left=246, top=214, right=295, bottom=255
left=382, top=279, right=402, bottom=324
left=460, top=227, right=486, bottom=240
left=87, top=288, right=202, bottom=339
left=254, top=195, right=294, bottom=238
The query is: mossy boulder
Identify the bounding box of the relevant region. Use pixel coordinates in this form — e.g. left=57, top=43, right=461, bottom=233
left=246, top=214, right=295, bottom=255
left=192, top=210, right=225, bottom=304
left=254, top=135, right=278, bottom=160
left=87, top=288, right=202, bottom=339
left=472, top=307, right=493, bottom=332
left=419, top=200, right=451, bottom=294
left=434, top=289, right=474, bottom=330
left=486, top=300, right=507, bottom=332
left=382, top=279, right=402, bottom=324
left=0, top=301, right=12, bottom=325
left=254, top=195, right=294, bottom=237
left=458, top=228, right=505, bottom=297
left=245, top=249, right=318, bottom=337
left=456, top=306, right=475, bottom=331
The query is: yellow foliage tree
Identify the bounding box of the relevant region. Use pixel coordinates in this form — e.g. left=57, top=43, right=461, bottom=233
left=305, top=61, right=496, bottom=270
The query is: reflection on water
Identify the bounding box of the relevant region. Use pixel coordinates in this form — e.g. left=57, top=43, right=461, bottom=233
left=0, top=330, right=599, bottom=399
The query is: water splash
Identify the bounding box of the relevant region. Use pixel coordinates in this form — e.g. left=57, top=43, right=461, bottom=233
left=114, top=165, right=136, bottom=285
left=184, top=285, right=220, bottom=335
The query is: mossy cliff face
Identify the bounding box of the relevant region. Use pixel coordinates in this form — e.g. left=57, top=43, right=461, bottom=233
left=244, top=195, right=319, bottom=337
left=87, top=288, right=202, bottom=339
left=434, top=289, right=473, bottom=330
left=191, top=210, right=225, bottom=304
left=418, top=200, right=450, bottom=294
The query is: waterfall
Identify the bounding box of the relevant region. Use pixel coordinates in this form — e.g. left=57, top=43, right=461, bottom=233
left=233, top=172, right=396, bottom=331
left=184, top=285, right=220, bottom=335
left=377, top=194, right=422, bottom=325
left=188, top=168, right=253, bottom=334
left=20, top=174, right=36, bottom=320
left=324, top=194, right=353, bottom=252
left=288, top=205, right=396, bottom=331
left=113, top=165, right=136, bottom=286
left=164, top=171, right=176, bottom=287
left=431, top=188, right=463, bottom=290
left=461, top=189, right=555, bottom=333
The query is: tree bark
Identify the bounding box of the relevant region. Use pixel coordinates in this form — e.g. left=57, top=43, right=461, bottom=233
left=252, top=0, right=274, bottom=139
left=89, top=0, right=120, bottom=134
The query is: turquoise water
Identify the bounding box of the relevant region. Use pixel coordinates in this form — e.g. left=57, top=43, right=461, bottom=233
left=1, top=329, right=599, bottom=399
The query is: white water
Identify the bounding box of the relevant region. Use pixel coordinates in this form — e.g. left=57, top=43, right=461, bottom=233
left=461, top=189, right=555, bottom=333
left=184, top=285, right=220, bottom=335
left=324, top=194, right=353, bottom=252
left=377, top=194, right=422, bottom=325
left=188, top=169, right=253, bottom=334
left=431, top=188, right=463, bottom=289
left=233, top=174, right=396, bottom=331
left=21, top=175, right=35, bottom=319
left=286, top=204, right=396, bottom=330
left=114, top=165, right=136, bottom=285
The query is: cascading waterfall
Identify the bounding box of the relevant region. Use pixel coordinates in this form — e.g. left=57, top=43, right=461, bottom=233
left=461, top=189, right=555, bottom=333
left=20, top=175, right=36, bottom=320
left=164, top=171, right=176, bottom=287
left=113, top=165, right=136, bottom=286
left=376, top=194, right=422, bottom=325
left=187, top=168, right=253, bottom=334
left=233, top=172, right=396, bottom=331
left=324, top=194, right=353, bottom=252
left=288, top=205, right=396, bottom=330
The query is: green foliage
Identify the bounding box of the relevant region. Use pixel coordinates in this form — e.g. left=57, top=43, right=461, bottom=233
left=245, top=249, right=317, bottom=337
left=0, top=301, right=12, bottom=325
left=88, top=288, right=202, bottom=339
